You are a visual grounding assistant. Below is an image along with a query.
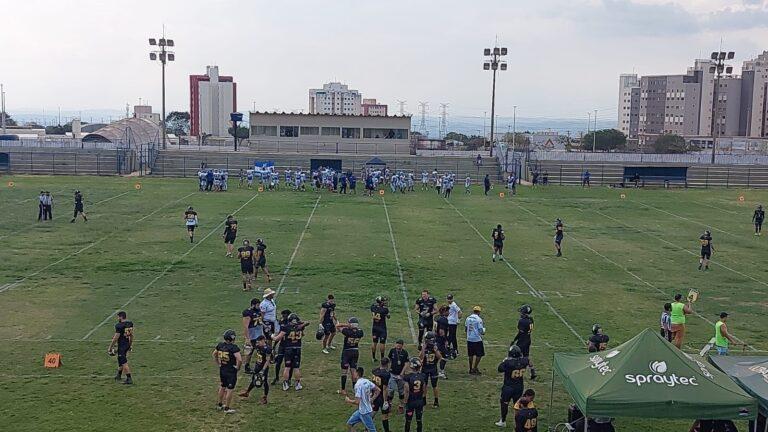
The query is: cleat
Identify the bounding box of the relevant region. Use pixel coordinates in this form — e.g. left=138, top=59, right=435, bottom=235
left=124, top=377, right=133, bottom=385
left=328, top=345, right=337, bottom=350
left=223, top=408, right=236, bottom=414
left=282, top=381, right=290, bottom=391
left=322, top=348, right=330, bottom=354
left=495, top=420, right=507, bottom=427
left=295, top=381, right=303, bottom=391
left=260, top=396, right=268, bottom=405
left=438, top=372, right=446, bottom=379
left=238, top=391, right=249, bottom=398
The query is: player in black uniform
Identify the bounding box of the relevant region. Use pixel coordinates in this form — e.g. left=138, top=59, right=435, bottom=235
left=514, top=389, right=538, bottom=432
left=415, top=290, right=437, bottom=350
left=387, top=339, right=410, bottom=415
left=753, top=205, right=764, bottom=236
left=554, top=218, right=564, bottom=257
left=319, top=294, right=338, bottom=354
left=254, top=238, right=272, bottom=285
left=107, top=311, right=134, bottom=385
left=492, top=224, right=505, bottom=262
left=237, top=239, right=256, bottom=291
left=419, top=331, right=443, bottom=408
left=238, top=335, right=272, bottom=404
left=184, top=206, right=198, bottom=242
left=371, top=296, right=390, bottom=362
left=213, top=329, right=242, bottom=414
left=698, top=230, right=714, bottom=271
left=70, top=190, right=88, bottom=223
left=271, top=312, right=309, bottom=391
left=372, top=357, right=393, bottom=432
left=241, top=297, right=264, bottom=372
left=271, top=309, right=292, bottom=386
left=403, top=357, right=427, bottom=432
left=511, top=305, right=537, bottom=380
left=587, top=324, right=610, bottom=353
left=337, top=317, right=364, bottom=395
left=495, top=345, right=534, bottom=428
left=434, top=305, right=452, bottom=372
left=222, top=215, right=238, bottom=257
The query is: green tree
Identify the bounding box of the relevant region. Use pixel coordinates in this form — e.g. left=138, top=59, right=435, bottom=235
left=444, top=132, right=469, bottom=144
left=581, top=129, right=626, bottom=152
left=228, top=126, right=249, bottom=146
left=502, top=132, right=531, bottom=150
left=0, top=111, right=17, bottom=127
left=45, top=123, right=72, bottom=135
left=651, top=134, right=697, bottom=154
left=466, top=135, right=486, bottom=150
left=165, top=111, right=190, bottom=136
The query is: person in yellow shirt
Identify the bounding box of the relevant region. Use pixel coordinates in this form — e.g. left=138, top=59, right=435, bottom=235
left=670, top=293, right=693, bottom=349
left=714, top=312, right=742, bottom=356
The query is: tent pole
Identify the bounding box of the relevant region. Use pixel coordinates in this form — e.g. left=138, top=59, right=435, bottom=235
left=548, top=365, right=555, bottom=430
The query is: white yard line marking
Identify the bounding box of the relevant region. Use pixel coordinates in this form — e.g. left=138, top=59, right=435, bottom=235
left=631, top=199, right=739, bottom=238
left=584, top=207, right=759, bottom=351
left=694, top=200, right=741, bottom=216
left=275, top=196, right=321, bottom=296
left=382, top=197, right=418, bottom=345
left=552, top=204, right=757, bottom=351
left=0, top=192, right=196, bottom=294
left=81, top=193, right=260, bottom=340
left=445, top=199, right=586, bottom=345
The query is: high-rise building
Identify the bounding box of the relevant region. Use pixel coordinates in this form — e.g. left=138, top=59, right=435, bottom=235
left=620, top=51, right=768, bottom=146
left=190, top=66, right=237, bottom=137
left=618, top=74, right=640, bottom=139
left=361, top=98, right=388, bottom=116
left=309, top=82, right=361, bottom=115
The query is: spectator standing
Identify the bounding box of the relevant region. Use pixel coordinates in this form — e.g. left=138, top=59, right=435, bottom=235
left=446, top=294, right=462, bottom=356
left=465, top=306, right=486, bottom=374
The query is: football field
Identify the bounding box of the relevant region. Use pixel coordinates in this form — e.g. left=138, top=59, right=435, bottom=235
left=1, top=175, right=767, bottom=431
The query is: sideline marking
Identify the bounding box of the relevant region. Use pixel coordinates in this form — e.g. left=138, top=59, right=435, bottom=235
left=445, top=199, right=586, bottom=345
left=81, top=193, right=260, bottom=340
left=275, top=196, right=321, bottom=296
left=631, top=199, right=738, bottom=238
left=382, top=197, right=418, bottom=345
left=0, top=192, right=196, bottom=293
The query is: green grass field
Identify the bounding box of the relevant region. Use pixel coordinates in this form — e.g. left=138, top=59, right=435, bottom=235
left=1, top=174, right=767, bottom=432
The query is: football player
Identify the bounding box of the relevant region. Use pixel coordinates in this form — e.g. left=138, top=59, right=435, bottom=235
left=587, top=324, right=610, bottom=353
left=239, top=335, right=272, bottom=404
left=319, top=294, right=338, bottom=354
left=222, top=215, right=238, bottom=257
left=415, top=290, right=437, bottom=350
left=511, top=305, right=536, bottom=380
left=492, top=224, right=505, bottom=262
left=184, top=206, right=197, bottom=243
left=372, top=358, right=393, bottom=432
left=419, top=331, right=443, bottom=408
left=403, top=357, right=427, bottom=432
left=237, top=239, right=256, bottom=291
left=213, top=329, right=242, bottom=414
left=270, top=313, right=309, bottom=391
left=107, top=311, right=134, bottom=385
left=371, top=296, right=390, bottom=362
left=337, top=317, right=364, bottom=395
left=495, top=345, right=533, bottom=428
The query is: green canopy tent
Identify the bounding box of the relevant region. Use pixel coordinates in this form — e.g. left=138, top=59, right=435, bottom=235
left=551, top=329, right=756, bottom=430
left=709, top=356, right=768, bottom=432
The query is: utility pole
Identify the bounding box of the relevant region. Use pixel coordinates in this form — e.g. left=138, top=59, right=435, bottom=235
left=708, top=49, right=735, bottom=164
left=512, top=105, right=517, bottom=151
left=397, top=100, right=406, bottom=116
left=418, top=102, right=428, bottom=136
left=593, top=109, right=597, bottom=152
left=149, top=30, right=176, bottom=149
left=0, top=84, right=6, bottom=134
left=483, top=44, right=507, bottom=156
left=439, top=103, right=449, bottom=139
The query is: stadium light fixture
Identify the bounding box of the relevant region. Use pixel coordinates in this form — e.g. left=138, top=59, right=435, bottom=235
left=483, top=43, right=507, bottom=156
left=149, top=31, right=176, bottom=149
left=708, top=48, right=735, bottom=164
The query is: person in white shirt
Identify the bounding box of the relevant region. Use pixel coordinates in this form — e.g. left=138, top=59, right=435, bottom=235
left=465, top=306, right=486, bottom=375
left=345, top=366, right=381, bottom=432
left=446, top=294, right=462, bottom=354
left=260, top=289, right=279, bottom=338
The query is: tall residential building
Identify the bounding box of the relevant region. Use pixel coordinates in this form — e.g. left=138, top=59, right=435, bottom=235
left=741, top=51, right=768, bottom=137
left=620, top=51, right=768, bottom=145
left=308, top=82, right=361, bottom=115
left=190, top=66, right=237, bottom=137
left=361, top=98, right=388, bottom=116
left=618, top=74, right=640, bottom=138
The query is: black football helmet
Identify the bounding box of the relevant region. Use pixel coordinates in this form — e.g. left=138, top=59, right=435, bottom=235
left=223, top=329, right=236, bottom=342
left=509, top=345, right=522, bottom=358
left=519, top=305, right=533, bottom=315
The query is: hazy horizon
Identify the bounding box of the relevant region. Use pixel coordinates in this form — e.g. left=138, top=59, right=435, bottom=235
left=3, top=0, right=767, bottom=125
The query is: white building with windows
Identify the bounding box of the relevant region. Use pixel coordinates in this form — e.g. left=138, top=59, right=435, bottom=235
left=308, top=82, right=362, bottom=115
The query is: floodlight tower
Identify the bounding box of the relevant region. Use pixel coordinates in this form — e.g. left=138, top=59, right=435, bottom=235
left=708, top=50, right=735, bottom=164
left=149, top=34, right=175, bottom=149
left=483, top=45, right=507, bottom=156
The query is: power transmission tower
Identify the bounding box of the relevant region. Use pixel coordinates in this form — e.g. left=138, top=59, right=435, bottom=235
left=418, top=101, right=428, bottom=136
left=397, top=100, right=406, bottom=116
left=439, top=103, right=449, bottom=139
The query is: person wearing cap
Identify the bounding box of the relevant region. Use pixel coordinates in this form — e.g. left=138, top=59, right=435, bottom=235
left=670, top=293, right=693, bottom=349
left=387, top=339, right=410, bottom=414
left=446, top=294, right=462, bottom=356
left=465, top=306, right=486, bottom=375
left=715, top=312, right=742, bottom=356
left=260, top=289, right=279, bottom=340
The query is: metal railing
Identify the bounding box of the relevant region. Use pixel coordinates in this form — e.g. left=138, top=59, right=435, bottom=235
left=0, top=137, right=132, bottom=150
left=530, top=150, right=768, bottom=165
left=0, top=148, right=135, bottom=175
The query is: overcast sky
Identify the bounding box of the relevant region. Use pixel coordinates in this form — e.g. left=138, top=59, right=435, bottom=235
left=3, top=0, right=768, bottom=122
